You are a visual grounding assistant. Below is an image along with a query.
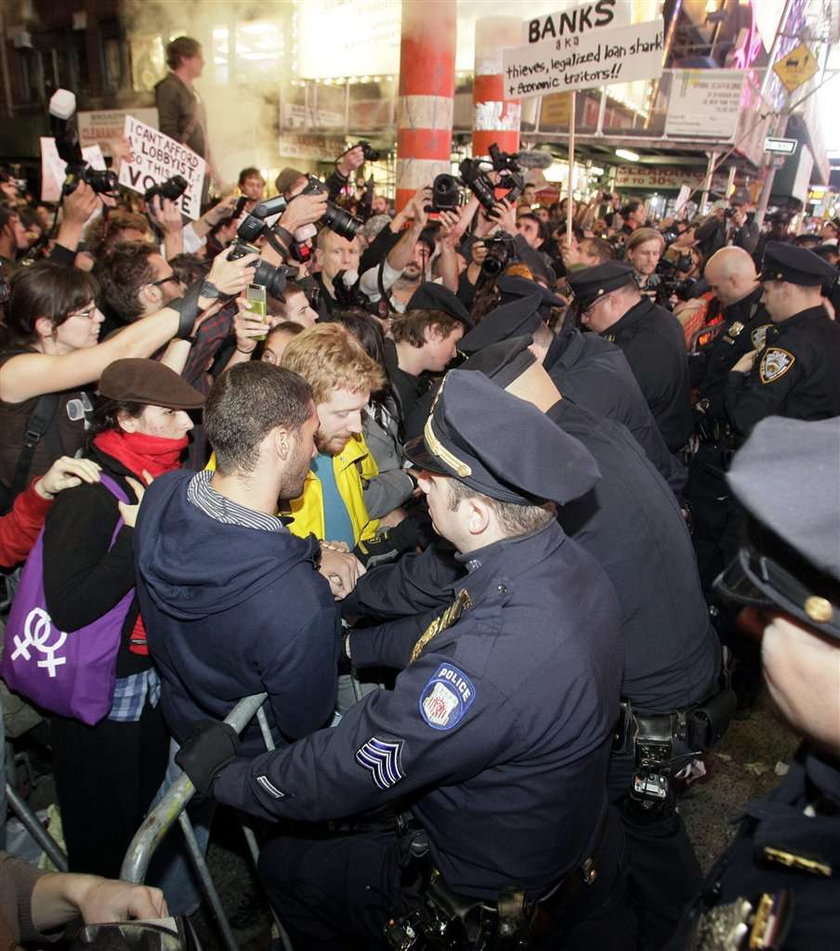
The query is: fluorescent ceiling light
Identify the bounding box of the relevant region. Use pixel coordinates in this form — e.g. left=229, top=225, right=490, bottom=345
left=615, top=149, right=640, bottom=162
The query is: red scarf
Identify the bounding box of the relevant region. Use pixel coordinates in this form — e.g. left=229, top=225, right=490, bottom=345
left=93, top=428, right=189, bottom=479
left=93, top=428, right=188, bottom=655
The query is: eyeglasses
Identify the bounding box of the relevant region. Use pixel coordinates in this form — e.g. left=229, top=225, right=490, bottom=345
left=68, top=306, right=99, bottom=321
left=582, top=292, right=615, bottom=319
left=150, top=275, right=180, bottom=288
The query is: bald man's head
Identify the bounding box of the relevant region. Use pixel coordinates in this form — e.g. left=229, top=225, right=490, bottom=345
left=705, top=246, right=758, bottom=306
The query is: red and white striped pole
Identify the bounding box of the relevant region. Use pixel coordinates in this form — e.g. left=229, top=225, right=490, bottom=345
left=394, top=0, right=456, bottom=213
left=473, top=17, right=521, bottom=159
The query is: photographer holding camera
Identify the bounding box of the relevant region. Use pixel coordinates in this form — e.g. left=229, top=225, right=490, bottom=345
left=694, top=189, right=758, bottom=261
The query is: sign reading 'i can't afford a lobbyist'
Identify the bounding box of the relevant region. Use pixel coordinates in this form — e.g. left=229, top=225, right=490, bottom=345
left=502, top=18, right=666, bottom=100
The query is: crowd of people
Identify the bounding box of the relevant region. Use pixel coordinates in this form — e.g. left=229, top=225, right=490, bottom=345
left=0, top=32, right=839, bottom=951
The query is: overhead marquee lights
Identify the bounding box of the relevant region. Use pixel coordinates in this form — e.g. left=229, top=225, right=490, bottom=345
left=615, top=149, right=641, bottom=162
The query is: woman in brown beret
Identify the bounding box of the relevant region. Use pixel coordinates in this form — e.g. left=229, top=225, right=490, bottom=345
left=39, top=358, right=204, bottom=878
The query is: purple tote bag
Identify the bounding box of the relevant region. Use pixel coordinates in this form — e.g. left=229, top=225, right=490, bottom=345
left=0, top=473, right=134, bottom=725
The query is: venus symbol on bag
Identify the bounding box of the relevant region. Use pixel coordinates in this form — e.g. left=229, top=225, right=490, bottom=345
left=10, top=607, right=67, bottom=677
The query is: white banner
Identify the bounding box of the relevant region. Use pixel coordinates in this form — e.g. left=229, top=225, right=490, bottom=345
left=665, top=70, right=745, bottom=140
left=503, top=18, right=665, bottom=100
left=119, top=116, right=205, bottom=220
left=523, top=0, right=631, bottom=44
left=77, top=108, right=159, bottom=152
left=40, top=138, right=106, bottom=203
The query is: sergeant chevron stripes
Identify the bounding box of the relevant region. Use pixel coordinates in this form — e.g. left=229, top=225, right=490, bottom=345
left=355, top=737, right=405, bottom=790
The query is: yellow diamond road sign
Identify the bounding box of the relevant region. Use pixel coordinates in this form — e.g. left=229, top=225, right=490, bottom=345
left=773, top=43, right=819, bottom=93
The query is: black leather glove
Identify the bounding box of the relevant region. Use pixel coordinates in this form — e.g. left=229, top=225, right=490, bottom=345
left=175, top=720, right=240, bottom=795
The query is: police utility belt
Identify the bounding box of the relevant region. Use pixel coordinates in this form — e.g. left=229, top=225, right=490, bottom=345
left=613, top=688, right=736, bottom=807
left=385, top=813, right=611, bottom=950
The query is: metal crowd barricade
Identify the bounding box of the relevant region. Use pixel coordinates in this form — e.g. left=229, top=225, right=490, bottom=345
left=120, top=693, right=292, bottom=951
left=0, top=691, right=68, bottom=871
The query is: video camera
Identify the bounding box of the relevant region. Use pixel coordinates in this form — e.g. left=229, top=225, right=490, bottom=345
left=458, top=143, right=525, bottom=213
left=654, top=253, right=698, bottom=305
left=426, top=142, right=525, bottom=217
left=49, top=89, right=119, bottom=199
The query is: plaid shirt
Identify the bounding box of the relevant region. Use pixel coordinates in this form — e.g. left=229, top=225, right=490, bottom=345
left=182, top=301, right=236, bottom=394
left=107, top=668, right=161, bottom=723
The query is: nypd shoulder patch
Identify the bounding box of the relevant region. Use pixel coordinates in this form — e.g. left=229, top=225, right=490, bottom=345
left=419, top=663, right=476, bottom=731
left=355, top=736, right=404, bottom=790
left=759, top=348, right=796, bottom=384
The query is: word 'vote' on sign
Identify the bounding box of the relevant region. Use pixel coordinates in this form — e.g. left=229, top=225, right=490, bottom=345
left=503, top=19, right=665, bottom=101
left=119, top=116, right=206, bottom=220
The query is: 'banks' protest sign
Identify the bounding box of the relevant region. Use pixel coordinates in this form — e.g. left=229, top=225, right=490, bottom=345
left=119, top=116, right=205, bottom=220
left=503, top=18, right=665, bottom=100
left=524, top=0, right=630, bottom=44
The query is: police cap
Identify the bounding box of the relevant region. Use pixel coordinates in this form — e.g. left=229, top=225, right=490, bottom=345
left=406, top=282, right=473, bottom=330
left=757, top=240, right=837, bottom=286
left=716, top=416, right=840, bottom=639
left=458, top=292, right=543, bottom=356
left=404, top=368, right=598, bottom=505
left=496, top=274, right=565, bottom=315
left=565, top=261, right=636, bottom=311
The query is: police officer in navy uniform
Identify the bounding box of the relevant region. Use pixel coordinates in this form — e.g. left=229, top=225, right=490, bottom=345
left=343, top=337, right=723, bottom=948
left=721, top=241, right=840, bottom=435
left=668, top=415, right=840, bottom=950
left=692, top=247, right=773, bottom=399
left=457, top=340, right=721, bottom=949
left=176, top=370, right=634, bottom=950
left=460, top=285, right=685, bottom=494
left=687, top=247, right=774, bottom=595
left=566, top=261, right=694, bottom=454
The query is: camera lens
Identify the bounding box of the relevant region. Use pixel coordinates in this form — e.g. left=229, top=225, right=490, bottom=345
left=323, top=203, right=362, bottom=240
left=253, top=260, right=289, bottom=298
left=431, top=174, right=460, bottom=212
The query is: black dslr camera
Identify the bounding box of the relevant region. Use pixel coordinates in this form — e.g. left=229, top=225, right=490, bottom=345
left=429, top=173, right=462, bottom=213
left=459, top=142, right=525, bottom=214
left=145, top=175, right=188, bottom=205
left=227, top=240, right=299, bottom=298
left=229, top=194, right=298, bottom=298
left=49, top=89, right=119, bottom=199
left=481, top=232, right=517, bottom=277
left=301, top=175, right=362, bottom=240
left=355, top=140, right=382, bottom=162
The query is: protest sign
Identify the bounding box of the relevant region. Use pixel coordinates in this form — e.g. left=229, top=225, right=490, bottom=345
left=119, top=116, right=205, bottom=220
left=77, top=108, right=158, bottom=152
left=503, top=18, right=665, bottom=100
left=40, top=138, right=106, bottom=203
left=674, top=185, right=692, bottom=215
left=524, top=0, right=630, bottom=44
left=665, top=70, right=744, bottom=140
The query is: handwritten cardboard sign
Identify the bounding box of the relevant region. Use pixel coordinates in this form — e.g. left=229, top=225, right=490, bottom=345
left=503, top=18, right=665, bottom=101
left=119, top=116, right=205, bottom=219
left=524, top=0, right=630, bottom=44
